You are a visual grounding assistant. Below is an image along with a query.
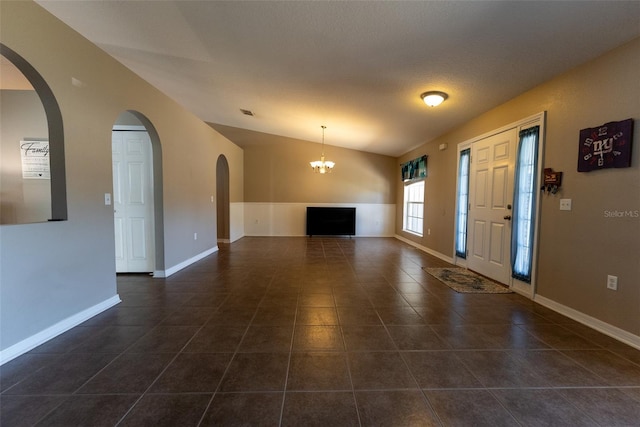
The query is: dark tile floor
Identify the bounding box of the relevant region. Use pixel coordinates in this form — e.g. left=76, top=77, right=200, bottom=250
left=2, top=237, right=640, bottom=426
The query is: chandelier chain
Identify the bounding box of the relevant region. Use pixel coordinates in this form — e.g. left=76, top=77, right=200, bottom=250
left=310, top=125, right=334, bottom=173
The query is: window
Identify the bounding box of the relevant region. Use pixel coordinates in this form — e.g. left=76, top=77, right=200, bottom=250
left=403, top=180, right=424, bottom=236
left=455, top=148, right=471, bottom=258
left=511, top=126, right=540, bottom=282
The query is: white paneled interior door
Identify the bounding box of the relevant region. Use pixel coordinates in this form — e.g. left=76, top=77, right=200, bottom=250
left=467, top=129, right=517, bottom=285
left=112, top=130, right=154, bottom=273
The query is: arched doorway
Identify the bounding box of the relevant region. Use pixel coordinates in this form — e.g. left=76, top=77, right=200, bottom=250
left=216, top=155, right=230, bottom=243
left=112, top=111, right=164, bottom=274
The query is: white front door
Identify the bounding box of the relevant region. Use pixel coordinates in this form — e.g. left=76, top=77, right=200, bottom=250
left=112, top=130, right=154, bottom=273
left=467, top=128, right=517, bottom=285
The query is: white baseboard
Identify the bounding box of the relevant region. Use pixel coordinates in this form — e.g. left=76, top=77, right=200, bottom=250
left=0, top=295, right=121, bottom=366
left=157, top=246, right=218, bottom=278
left=534, top=294, right=640, bottom=350
left=394, top=234, right=454, bottom=264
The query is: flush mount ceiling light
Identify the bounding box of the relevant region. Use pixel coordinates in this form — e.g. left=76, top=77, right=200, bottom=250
left=310, top=125, right=335, bottom=174
left=420, top=91, right=448, bottom=107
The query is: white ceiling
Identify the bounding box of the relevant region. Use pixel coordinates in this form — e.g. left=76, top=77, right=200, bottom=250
left=36, top=1, right=639, bottom=156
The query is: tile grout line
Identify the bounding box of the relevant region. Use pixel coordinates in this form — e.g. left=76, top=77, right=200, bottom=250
left=111, top=290, right=232, bottom=426
left=29, top=301, right=219, bottom=427
left=376, top=304, right=446, bottom=426
left=277, top=264, right=302, bottom=427
left=337, top=240, right=364, bottom=427
left=195, top=266, right=279, bottom=427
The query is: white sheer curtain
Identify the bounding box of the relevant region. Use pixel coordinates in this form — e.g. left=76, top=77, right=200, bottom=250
left=455, top=149, right=470, bottom=258
left=511, top=127, right=539, bottom=282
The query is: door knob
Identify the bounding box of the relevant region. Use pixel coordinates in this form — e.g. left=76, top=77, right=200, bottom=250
left=503, top=215, right=512, bottom=220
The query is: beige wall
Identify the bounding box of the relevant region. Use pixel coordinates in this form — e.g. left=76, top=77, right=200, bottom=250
left=396, top=141, right=459, bottom=257
left=398, top=38, right=640, bottom=336
left=213, top=125, right=396, bottom=204
left=1, top=1, right=243, bottom=356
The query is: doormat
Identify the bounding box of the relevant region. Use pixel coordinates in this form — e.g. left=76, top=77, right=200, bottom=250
left=424, top=267, right=513, bottom=294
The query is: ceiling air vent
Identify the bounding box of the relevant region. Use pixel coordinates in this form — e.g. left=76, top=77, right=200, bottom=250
left=240, top=109, right=254, bottom=116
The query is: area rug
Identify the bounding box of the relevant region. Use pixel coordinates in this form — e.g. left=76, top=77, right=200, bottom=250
left=424, top=267, right=513, bottom=294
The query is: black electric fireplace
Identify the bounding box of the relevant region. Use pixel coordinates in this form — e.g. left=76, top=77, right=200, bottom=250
left=306, top=207, right=356, bottom=236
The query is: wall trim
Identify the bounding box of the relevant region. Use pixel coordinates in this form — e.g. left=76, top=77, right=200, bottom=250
left=0, top=295, right=121, bottom=366
left=155, top=246, right=218, bottom=278
left=394, top=234, right=454, bottom=264
left=244, top=202, right=395, bottom=237
left=534, top=294, right=640, bottom=350
left=230, top=202, right=245, bottom=243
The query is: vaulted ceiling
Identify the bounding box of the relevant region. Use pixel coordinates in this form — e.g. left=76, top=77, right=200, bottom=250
left=36, top=1, right=640, bottom=156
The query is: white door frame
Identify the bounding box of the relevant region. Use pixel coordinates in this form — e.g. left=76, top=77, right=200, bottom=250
left=453, top=112, right=546, bottom=299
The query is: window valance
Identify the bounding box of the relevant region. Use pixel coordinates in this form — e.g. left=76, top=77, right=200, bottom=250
left=401, top=155, right=427, bottom=182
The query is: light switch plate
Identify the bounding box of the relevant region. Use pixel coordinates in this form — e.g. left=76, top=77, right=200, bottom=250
left=559, top=199, right=572, bottom=211
left=104, top=193, right=111, bottom=206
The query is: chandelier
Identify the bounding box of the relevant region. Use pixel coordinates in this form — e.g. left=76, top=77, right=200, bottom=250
left=310, top=125, right=335, bottom=173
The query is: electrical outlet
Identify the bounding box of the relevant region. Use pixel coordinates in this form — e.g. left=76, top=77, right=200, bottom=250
left=427, top=228, right=431, bottom=235
left=559, top=199, right=572, bottom=211
left=194, top=233, right=198, bottom=240
left=607, top=275, right=618, bottom=290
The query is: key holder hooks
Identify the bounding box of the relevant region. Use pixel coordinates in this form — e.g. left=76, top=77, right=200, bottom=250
left=541, top=168, right=562, bottom=194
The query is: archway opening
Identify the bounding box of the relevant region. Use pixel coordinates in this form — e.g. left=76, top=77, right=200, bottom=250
left=216, top=155, right=230, bottom=243
left=1, top=43, right=67, bottom=224
left=112, top=111, right=165, bottom=275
